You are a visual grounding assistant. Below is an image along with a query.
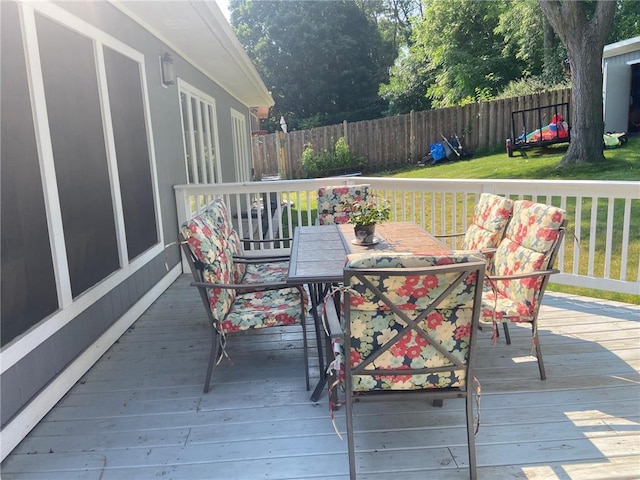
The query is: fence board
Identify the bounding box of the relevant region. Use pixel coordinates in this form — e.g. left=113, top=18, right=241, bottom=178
left=250, top=89, right=571, bottom=178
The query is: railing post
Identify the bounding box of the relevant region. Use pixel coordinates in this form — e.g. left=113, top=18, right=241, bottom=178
left=174, top=186, right=192, bottom=273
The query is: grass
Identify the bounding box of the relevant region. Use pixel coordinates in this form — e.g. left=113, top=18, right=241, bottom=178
left=382, top=135, right=640, bottom=304
left=385, top=137, right=640, bottom=181
left=282, top=136, right=639, bottom=304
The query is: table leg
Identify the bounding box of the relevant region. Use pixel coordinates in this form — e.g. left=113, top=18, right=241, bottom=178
left=309, top=282, right=331, bottom=402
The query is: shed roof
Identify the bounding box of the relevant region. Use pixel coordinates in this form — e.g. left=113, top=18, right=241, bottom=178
left=603, top=35, right=640, bottom=59
left=111, top=0, right=274, bottom=108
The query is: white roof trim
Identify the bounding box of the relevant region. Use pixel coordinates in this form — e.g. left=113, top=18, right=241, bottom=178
left=603, top=36, right=640, bottom=59
left=110, top=0, right=273, bottom=108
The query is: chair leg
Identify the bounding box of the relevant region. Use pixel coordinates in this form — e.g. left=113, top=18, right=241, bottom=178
left=502, top=322, right=511, bottom=345
left=301, top=304, right=310, bottom=391
left=203, top=328, right=220, bottom=394
left=465, top=392, right=478, bottom=480
left=310, top=284, right=326, bottom=378
left=533, top=324, right=547, bottom=380
left=345, top=394, right=357, bottom=479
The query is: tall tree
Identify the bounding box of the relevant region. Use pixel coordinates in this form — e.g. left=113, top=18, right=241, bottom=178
left=413, top=0, right=525, bottom=108
left=539, top=1, right=616, bottom=165
left=496, top=0, right=565, bottom=85
left=230, top=0, right=393, bottom=131
left=608, top=0, right=640, bottom=43
left=379, top=43, right=433, bottom=115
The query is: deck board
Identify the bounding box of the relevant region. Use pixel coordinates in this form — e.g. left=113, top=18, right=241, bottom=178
left=2, top=274, right=639, bottom=479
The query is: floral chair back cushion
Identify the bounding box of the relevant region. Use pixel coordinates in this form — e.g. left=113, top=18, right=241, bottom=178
left=317, top=184, right=370, bottom=225
left=463, top=193, right=514, bottom=250
left=202, top=199, right=246, bottom=283
left=180, top=215, right=236, bottom=323
left=344, top=252, right=483, bottom=392
left=491, top=200, right=566, bottom=312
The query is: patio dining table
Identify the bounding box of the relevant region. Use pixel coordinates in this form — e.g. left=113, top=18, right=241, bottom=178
left=287, top=221, right=451, bottom=401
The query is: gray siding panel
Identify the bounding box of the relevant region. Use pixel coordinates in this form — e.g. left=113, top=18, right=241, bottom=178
left=1, top=0, right=252, bottom=457
left=1, top=255, right=170, bottom=427
left=0, top=368, right=23, bottom=426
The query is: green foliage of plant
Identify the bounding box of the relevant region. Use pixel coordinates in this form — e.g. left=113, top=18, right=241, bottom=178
left=496, top=77, right=571, bottom=99
left=300, top=137, right=364, bottom=178
left=230, top=0, right=393, bottom=131
left=348, top=196, right=391, bottom=226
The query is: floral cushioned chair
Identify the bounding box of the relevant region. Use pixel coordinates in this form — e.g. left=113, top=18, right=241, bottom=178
left=201, top=199, right=290, bottom=285
left=324, top=252, right=485, bottom=480
left=437, top=192, right=513, bottom=259
left=480, top=200, right=567, bottom=380
left=179, top=203, right=308, bottom=393
left=316, top=184, right=370, bottom=225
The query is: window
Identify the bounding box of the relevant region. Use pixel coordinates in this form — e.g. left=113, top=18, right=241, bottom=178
left=1, top=1, right=163, bottom=347
left=231, top=108, right=251, bottom=182
left=36, top=13, right=120, bottom=297
left=103, top=47, right=158, bottom=260
left=0, top=2, right=58, bottom=345
left=179, top=83, right=221, bottom=185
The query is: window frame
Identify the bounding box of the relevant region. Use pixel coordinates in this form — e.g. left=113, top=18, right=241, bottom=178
left=2, top=1, right=164, bottom=371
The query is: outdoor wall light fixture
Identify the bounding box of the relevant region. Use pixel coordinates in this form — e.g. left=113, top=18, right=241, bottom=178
left=160, top=52, right=175, bottom=86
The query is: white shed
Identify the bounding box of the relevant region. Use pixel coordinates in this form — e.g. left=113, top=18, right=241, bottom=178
left=603, top=36, right=640, bottom=133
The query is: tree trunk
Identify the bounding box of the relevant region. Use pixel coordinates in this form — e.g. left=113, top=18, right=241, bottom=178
left=563, top=37, right=606, bottom=165
left=538, top=1, right=616, bottom=165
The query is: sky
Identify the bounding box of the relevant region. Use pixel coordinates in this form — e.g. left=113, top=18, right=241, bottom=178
left=215, top=0, right=231, bottom=21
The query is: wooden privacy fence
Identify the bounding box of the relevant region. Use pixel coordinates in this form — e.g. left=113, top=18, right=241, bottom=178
left=251, top=88, right=571, bottom=179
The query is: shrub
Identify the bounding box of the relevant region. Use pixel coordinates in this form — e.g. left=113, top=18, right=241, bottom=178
left=300, top=137, right=364, bottom=178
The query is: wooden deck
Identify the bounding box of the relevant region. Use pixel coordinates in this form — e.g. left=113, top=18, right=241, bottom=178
left=2, top=275, right=639, bottom=479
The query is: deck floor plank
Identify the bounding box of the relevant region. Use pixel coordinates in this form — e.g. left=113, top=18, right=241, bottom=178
left=2, top=275, right=639, bottom=479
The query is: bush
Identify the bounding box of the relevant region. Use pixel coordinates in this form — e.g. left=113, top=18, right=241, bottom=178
left=300, top=137, right=364, bottom=178
left=496, top=76, right=571, bottom=99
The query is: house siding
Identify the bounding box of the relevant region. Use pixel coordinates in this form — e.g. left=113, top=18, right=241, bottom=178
left=1, top=0, right=257, bottom=452
left=603, top=38, right=640, bottom=133
left=0, top=255, right=169, bottom=427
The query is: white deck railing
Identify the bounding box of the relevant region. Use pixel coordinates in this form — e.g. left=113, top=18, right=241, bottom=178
left=175, top=177, right=640, bottom=295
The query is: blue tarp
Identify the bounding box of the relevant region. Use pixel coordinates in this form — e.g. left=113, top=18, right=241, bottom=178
left=429, top=143, right=446, bottom=162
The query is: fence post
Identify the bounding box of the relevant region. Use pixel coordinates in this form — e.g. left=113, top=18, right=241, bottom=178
left=410, top=110, right=417, bottom=162
left=277, top=131, right=288, bottom=179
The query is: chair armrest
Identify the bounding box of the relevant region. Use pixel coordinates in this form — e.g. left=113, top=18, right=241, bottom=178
left=480, top=247, right=497, bottom=257
left=487, top=269, right=559, bottom=282
left=235, top=247, right=291, bottom=259
left=324, top=299, right=343, bottom=340
left=434, top=232, right=465, bottom=239
left=191, top=280, right=294, bottom=293
left=242, top=237, right=292, bottom=245
left=233, top=255, right=290, bottom=264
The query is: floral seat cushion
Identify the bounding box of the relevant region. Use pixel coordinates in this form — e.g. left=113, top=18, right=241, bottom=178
left=242, top=260, right=289, bottom=284
left=220, top=287, right=304, bottom=334
left=317, top=184, right=370, bottom=225
left=481, top=200, right=565, bottom=324
left=343, top=252, right=482, bottom=392
left=463, top=193, right=514, bottom=251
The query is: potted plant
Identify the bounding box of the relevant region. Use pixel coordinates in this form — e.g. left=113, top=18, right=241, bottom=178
left=349, top=197, right=391, bottom=244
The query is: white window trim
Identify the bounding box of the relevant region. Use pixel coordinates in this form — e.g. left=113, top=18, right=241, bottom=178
left=177, top=79, right=222, bottom=186
left=231, top=108, right=251, bottom=182
left=2, top=2, right=164, bottom=372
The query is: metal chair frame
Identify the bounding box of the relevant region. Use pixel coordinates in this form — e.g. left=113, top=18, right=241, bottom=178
left=486, top=219, right=568, bottom=380
left=328, top=257, right=485, bottom=480
left=180, top=233, right=309, bottom=393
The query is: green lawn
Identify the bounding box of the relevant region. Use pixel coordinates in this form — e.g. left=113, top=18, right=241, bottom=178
left=385, top=136, right=640, bottom=181
left=383, top=136, right=640, bottom=304
left=283, top=137, right=639, bottom=303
